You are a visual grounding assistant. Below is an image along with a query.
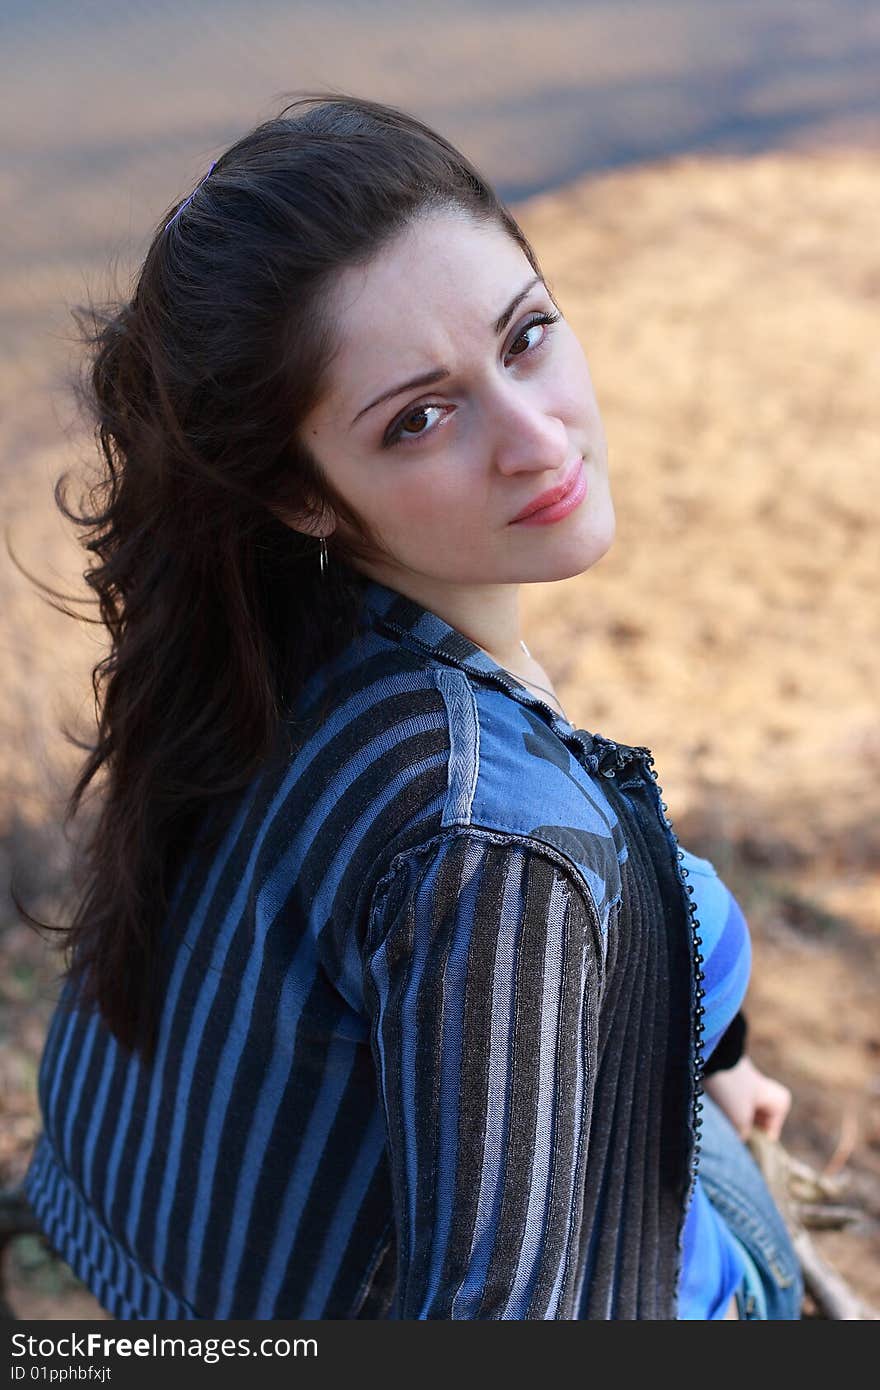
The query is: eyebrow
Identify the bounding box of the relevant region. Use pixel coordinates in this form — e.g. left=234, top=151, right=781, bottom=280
left=349, top=273, right=545, bottom=426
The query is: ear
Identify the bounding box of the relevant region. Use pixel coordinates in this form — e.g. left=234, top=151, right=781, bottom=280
left=270, top=504, right=337, bottom=539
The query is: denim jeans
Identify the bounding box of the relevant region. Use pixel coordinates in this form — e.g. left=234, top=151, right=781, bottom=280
left=697, top=1092, right=803, bottom=1319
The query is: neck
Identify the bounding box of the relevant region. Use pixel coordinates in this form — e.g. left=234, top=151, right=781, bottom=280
left=360, top=566, right=525, bottom=670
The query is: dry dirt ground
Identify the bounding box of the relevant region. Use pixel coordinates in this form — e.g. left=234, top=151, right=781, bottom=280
left=1, top=145, right=878, bottom=1317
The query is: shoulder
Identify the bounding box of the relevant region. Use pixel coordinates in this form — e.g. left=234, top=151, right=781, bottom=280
left=364, top=821, right=607, bottom=977
left=326, top=641, right=626, bottom=948
left=442, top=676, right=626, bottom=945
left=282, top=625, right=453, bottom=795
left=284, top=634, right=626, bottom=944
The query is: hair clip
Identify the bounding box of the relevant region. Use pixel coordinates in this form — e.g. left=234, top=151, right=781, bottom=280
left=165, top=159, right=218, bottom=231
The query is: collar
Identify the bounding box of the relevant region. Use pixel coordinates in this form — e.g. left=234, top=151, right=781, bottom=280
left=357, top=575, right=651, bottom=778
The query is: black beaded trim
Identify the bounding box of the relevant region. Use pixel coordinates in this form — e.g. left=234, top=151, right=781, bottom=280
left=640, top=749, right=706, bottom=1211
left=587, top=733, right=655, bottom=780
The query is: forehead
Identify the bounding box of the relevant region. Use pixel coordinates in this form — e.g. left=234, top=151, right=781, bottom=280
left=319, top=209, right=537, bottom=400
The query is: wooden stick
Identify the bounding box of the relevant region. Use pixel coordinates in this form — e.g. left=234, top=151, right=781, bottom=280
left=822, top=1101, right=860, bottom=1180
left=796, top=1202, right=864, bottom=1231
left=747, top=1131, right=880, bottom=1320
left=791, top=1228, right=879, bottom=1321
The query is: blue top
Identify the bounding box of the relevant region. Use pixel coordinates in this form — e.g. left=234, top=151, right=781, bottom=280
left=675, top=852, right=751, bottom=1318
left=24, top=572, right=746, bottom=1318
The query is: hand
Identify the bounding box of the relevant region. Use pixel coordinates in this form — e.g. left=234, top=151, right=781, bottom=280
left=703, top=1053, right=792, bottom=1142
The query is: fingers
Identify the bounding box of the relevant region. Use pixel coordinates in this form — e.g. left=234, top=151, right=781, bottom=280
left=754, top=1080, right=792, bottom=1141
left=704, top=1058, right=794, bottom=1145
left=754, top=1108, right=781, bottom=1141
left=731, top=1105, right=753, bottom=1141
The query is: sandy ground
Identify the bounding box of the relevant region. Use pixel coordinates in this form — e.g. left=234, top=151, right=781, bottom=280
left=1, top=144, right=878, bottom=1317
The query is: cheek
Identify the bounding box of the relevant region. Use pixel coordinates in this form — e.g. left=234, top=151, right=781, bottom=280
left=377, top=467, right=462, bottom=534
left=315, top=428, right=464, bottom=540
left=557, top=334, right=600, bottom=419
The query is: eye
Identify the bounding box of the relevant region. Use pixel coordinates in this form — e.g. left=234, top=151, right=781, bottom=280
left=506, top=309, right=561, bottom=359
left=382, top=307, right=562, bottom=448
left=383, top=403, right=447, bottom=447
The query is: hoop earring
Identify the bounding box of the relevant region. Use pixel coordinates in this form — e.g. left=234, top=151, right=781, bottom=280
left=318, top=535, right=328, bottom=577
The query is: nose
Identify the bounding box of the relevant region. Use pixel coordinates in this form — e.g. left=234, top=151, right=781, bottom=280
left=488, top=383, right=570, bottom=477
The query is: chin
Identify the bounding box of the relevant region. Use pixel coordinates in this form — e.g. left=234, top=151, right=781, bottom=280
left=556, top=542, right=612, bottom=582
left=559, top=499, right=617, bottom=578
left=521, top=533, right=614, bottom=585
left=583, top=492, right=616, bottom=559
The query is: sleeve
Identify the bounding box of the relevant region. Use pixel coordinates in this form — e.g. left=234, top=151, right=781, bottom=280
left=702, top=1010, right=748, bottom=1075
left=361, top=827, right=604, bottom=1319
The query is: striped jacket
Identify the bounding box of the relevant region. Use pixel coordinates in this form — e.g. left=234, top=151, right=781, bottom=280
left=24, top=569, right=745, bottom=1319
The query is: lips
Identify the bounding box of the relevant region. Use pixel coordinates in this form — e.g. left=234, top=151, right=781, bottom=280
left=510, top=456, right=584, bottom=523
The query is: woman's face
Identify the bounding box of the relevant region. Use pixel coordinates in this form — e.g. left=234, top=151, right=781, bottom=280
left=295, top=206, right=615, bottom=594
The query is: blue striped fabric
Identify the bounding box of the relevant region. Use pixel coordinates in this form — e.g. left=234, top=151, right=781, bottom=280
left=676, top=851, right=751, bottom=1318
left=22, top=571, right=734, bottom=1318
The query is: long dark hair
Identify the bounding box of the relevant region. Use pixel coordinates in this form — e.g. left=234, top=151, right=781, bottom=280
left=11, top=91, right=545, bottom=1066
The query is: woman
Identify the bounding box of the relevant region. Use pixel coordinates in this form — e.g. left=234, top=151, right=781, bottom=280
left=19, top=93, right=802, bottom=1319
